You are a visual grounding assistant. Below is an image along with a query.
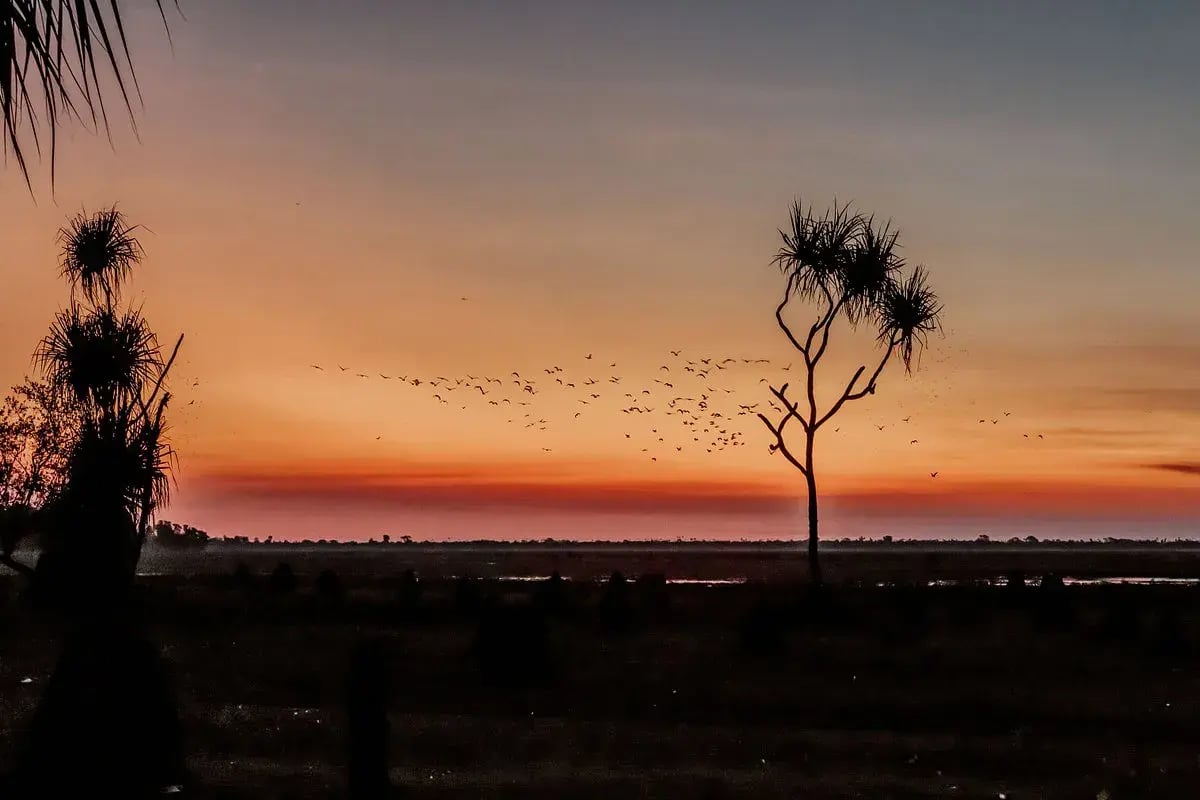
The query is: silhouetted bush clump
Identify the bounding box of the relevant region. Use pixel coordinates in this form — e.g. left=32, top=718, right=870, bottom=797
left=534, top=571, right=568, bottom=616
left=316, top=568, right=345, bottom=606
left=1040, top=573, right=1064, bottom=591
left=636, top=572, right=671, bottom=614
left=232, top=562, right=255, bottom=593
left=1032, top=573, right=1075, bottom=631
left=269, top=562, right=297, bottom=595
left=455, top=576, right=483, bottom=616
left=597, top=570, right=633, bottom=634
left=397, top=568, right=422, bottom=612
left=472, top=601, right=553, bottom=688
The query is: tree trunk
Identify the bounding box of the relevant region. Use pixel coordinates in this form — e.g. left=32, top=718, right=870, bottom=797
left=805, top=434, right=822, bottom=586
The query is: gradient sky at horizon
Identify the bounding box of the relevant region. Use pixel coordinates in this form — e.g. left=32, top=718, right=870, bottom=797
left=2, top=1, right=1199, bottom=541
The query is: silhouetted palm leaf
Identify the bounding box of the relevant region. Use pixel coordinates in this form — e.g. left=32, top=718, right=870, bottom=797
left=58, top=206, right=143, bottom=303
left=839, top=215, right=902, bottom=325
left=36, top=304, right=163, bottom=409
left=1, top=1, right=175, bottom=189
left=877, top=266, right=942, bottom=372
left=772, top=199, right=862, bottom=302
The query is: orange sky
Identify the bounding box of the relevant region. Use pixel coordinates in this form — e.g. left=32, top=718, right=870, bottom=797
left=2, top=3, right=1199, bottom=540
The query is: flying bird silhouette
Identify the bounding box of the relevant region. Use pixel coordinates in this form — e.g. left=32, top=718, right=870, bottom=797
left=310, top=365, right=324, bottom=371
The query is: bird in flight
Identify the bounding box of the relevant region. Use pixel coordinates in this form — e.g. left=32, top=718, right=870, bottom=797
left=930, top=472, right=938, bottom=478
left=310, top=365, right=324, bottom=371
left=585, top=353, right=593, bottom=360
left=338, top=366, right=348, bottom=372
left=901, top=416, right=911, bottom=423
left=670, top=350, right=681, bottom=356
left=375, top=436, right=382, bottom=440
left=875, top=424, right=886, bottom=431
left=909, top=439, right=919, bottom=445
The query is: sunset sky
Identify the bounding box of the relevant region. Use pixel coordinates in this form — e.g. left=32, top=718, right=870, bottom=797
left=3, top=1, right=1199, bottom=541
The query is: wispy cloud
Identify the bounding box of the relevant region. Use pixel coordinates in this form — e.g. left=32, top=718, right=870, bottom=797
left=1145, top=462, right=1200, bottom=477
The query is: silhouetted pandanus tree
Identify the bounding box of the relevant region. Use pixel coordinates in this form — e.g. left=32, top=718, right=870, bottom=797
left=2, top=2, right=177, bottom=189
left=758, top=200, right=942, bottom=585
left=31, top=208, right=182, bottom=597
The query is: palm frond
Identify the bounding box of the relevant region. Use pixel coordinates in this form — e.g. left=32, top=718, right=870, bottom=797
left=771, top=199, right=863, bottom=303
left=57, top=206, right=144, bottom=303
left=839, top=215, right=903, bottom=326
left=877, top=266, right=943, bottom=372
left=36, top=303, right=163, bottom=408
left=2, top=1, right=175, bottom=190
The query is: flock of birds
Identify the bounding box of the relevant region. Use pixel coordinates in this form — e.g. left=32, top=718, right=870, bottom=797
left=304, top=348, right=1050, bottom=478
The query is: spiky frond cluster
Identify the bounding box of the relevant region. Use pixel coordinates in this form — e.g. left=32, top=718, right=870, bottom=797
left=58, top=208, right=144, bottom=302
left=878, top=266, right=943, bottom=372
left=66, top=406, right=174, bottom=524
left=773, top=198, right=940, bottom=366
left=2, top=2, right=175, bottom=190
left=36, top=304, right=162, bottom=409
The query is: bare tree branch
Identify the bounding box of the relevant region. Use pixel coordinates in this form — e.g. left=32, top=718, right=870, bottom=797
left=756, top=411, right=808, bottom=476
left=774, top=273, right=808, bottom=356
left=814, top=337, right=897, bottom=429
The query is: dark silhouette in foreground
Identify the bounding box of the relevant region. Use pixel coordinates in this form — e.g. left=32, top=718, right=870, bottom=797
left=6, top=613, right=185, bottom=797
left=346, top=639, right=392, bottom=799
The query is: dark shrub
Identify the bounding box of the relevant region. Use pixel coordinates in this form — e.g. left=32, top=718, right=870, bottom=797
left=534, top=571, right=568, bottom=616
left=397, top=569, right=422, bottom=611
left=1005, top=570, right=1026, bottom=591
left=1040, top=573, right=1064, bottom=591
left=455, top=576, right=483, bottom=616
left=1032, top=573, right=1075, bottom=631
left=893, top=585, right=929, bottom=630
left=597, top=570, right=633, bottom=634
left=269, top=562, right=297, bottom=595
left=316, top=569, right=345, bottom=605
left=232, top=562, right=255, bottom=592
left=472, top=601, right=553, bottom=688
left=636, top=572, right=670, bottom=614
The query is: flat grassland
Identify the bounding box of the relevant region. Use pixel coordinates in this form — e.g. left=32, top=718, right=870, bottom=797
left=3, top=543, right=1200, bottom=798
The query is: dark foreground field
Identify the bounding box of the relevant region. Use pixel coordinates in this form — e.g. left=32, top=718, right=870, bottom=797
left=4, top=546, right=1200, bottom=798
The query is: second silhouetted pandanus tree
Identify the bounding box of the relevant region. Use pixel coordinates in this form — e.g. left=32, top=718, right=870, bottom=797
left=758, top=200, right=942, bottom=586
left=34, top=208, right=182, bottom=596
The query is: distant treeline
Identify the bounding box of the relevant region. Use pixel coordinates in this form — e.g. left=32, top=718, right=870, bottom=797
left=199, top=536, right=1200, bottom=548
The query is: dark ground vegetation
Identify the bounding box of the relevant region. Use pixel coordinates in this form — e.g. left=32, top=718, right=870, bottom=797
left=2, top=545, right=1200, bottom=798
